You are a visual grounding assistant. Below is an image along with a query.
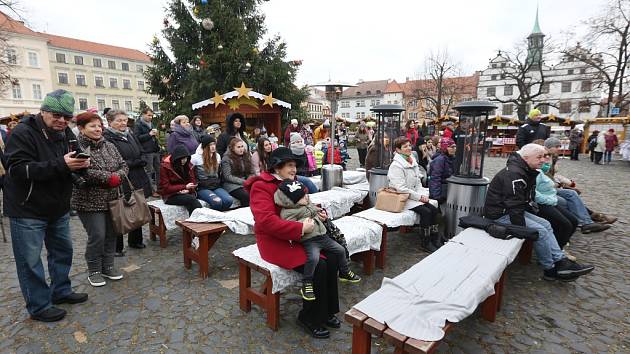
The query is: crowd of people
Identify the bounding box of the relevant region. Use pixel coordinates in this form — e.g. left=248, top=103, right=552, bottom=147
left=0, top=90, right=620, bottom=340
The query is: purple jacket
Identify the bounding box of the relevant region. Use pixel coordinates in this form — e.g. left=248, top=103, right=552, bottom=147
left=167, top=125, right=198, bottom=155
left=428, top=152, right=454, bottom=200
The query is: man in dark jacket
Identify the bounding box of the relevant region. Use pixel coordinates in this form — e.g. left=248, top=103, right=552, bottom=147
left=484, top=143, right=594, bottom=281
left=515, top=109, right=550, bottom=148
left=216, top=112, right=249, bottom=156
left=133, top=107, right=161, bottom=195
left=3, top=90, right=90, bottom=322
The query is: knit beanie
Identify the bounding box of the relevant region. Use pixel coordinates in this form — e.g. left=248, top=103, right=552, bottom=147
left=290, top=132, right=305, bottom=155
left=544, top=137, right=561, bottom=149
left=291, top=119, right=298, bottom=126
left=40, top=89, right=75, bottom=117
left=200, top=134, right=216, bottom=148
left=277, top=179, right=307, bottom=204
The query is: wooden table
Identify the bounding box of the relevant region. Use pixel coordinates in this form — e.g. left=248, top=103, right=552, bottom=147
left=175, top=221, right=228, bottom=279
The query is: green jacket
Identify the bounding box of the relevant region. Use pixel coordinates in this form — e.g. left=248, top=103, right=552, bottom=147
left=274, top=190, right=327, bottom=241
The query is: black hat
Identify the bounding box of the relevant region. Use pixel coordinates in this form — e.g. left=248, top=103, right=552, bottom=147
left=278, top=179, right=307, bottom=204
left=269, top=147, right=304, bottom=169
left=200, top=134, right=216, bottom=148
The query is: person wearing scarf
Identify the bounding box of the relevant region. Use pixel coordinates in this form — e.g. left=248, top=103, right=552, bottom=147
left=387, top=137, right=440, bottom=252
left=167, top=115, right=199, bottom=155
left=290, top=132, right=318, bottom=193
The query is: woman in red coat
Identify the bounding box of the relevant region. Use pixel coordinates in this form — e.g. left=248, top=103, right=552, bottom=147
left=244, top=147, right=340, bottom=339
left=158, top=144, right=202, bottom=215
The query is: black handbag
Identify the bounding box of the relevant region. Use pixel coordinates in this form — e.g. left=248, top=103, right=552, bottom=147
left=323, top=218, right=350, bottom=260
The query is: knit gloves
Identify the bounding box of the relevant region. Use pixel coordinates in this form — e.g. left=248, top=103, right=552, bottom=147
left=108, top=173, right=122, bottom=188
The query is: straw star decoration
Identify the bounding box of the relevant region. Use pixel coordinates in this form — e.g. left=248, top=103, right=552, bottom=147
left=211, top=91, right=225, bottom=108
left=234, top=82, right=252, bottom=98
left=262, top=92, right=275, bottom=107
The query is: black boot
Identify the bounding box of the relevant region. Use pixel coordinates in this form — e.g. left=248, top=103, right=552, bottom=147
left=421, top=227, right=438, bottom=253
left=430, top=224, right=443, bottom=250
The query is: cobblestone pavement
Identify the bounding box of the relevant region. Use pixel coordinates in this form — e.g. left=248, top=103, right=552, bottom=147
left=1, top=150, right=628, bottom=353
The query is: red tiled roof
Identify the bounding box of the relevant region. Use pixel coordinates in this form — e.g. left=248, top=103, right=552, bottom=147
left=401, top=73, right=479, bottom=98
left=38, top=33, right=151, bottom=63
left=0, top=11, right=150, bottom=62
left=342, top=80, right=389, bottom=97
left=385, top=80, right=403, bottom=93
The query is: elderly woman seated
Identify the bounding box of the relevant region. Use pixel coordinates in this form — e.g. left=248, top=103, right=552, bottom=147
left=387, top=137, right=440, bottom=252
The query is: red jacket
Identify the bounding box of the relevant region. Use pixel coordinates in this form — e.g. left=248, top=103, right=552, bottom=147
left=244, top=172, right=306, bottom=269
left=158, top=155, right=197, bottom=200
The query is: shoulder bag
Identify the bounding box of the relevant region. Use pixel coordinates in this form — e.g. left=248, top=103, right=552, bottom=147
left=109, top=174, right=151, bottom=234
left=374, top=187, right=410, bottom=213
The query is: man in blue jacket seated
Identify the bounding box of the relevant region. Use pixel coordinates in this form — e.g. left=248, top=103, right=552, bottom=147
left=483, top=143, right=594, bottom=282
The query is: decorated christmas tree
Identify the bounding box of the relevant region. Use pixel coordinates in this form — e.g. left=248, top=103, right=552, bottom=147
left=145, top=0, right=308, bottom=123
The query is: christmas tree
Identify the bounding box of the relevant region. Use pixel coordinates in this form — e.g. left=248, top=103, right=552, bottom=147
left=145, top=0, right=308, bottom=124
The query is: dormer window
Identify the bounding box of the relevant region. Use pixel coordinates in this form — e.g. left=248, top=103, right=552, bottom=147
left=356, top=92, right=361, bottom=96
left=366, top=90, right=371, bottom=95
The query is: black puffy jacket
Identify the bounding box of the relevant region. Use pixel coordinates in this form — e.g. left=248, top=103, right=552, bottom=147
left=515, top=119, right=550, bottom=148
left=216, top=112, right=249, bottom=156
left=3, top=114, right=75, bottom=220
left=483, top=153, right=539, bottom=226
left=103, top=129, right=151, bottom=198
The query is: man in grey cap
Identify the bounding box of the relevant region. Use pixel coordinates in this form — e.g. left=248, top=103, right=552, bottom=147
left=3, top=89, right=90, bottom=322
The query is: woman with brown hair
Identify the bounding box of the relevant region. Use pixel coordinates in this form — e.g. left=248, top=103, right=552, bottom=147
left=250, top=137, right=273, bottom=175
left=194, top=135, right=233, bottom=210
left=220, top=138, right=254, bottom=206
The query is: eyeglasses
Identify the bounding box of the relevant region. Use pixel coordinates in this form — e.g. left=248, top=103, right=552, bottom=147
left=543, top=153, right=551, bottom=157
left=48, top=112, right=73, bottom=121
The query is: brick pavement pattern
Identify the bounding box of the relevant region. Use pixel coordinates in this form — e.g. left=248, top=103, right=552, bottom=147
left=0, top=151, right=628, bottom=353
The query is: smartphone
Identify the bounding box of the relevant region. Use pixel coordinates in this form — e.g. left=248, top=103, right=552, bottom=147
left=73, top=152, right=90, bottom=159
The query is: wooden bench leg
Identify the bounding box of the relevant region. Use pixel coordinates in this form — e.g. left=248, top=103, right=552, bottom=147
left=197, top=234, right=210, bottom=279
left=363, top=250, right=375, bottom=275
left=264, top=277, right=280, bottom=331
left=157, top=210, right=167, bottom=248
left=481, top=278, right=501, bottom=322
left=238, top=262, right=252, bottom=312
left=149, top=207, right=157, bottom=242
left=375, top=229, right=387, bottom=269
left=351, top=324, right=372, bottom=354
left=496, top=272, right=505, bottom=312
left=518, top=239, right=533, bottom=264
left=182, top=229, right=192, bottom=270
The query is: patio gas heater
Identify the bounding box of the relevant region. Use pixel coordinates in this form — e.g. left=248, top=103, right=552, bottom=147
left=444, top=100, right=496, bottom=238
left=312, top=80, right=356, bottom=191
left=367, top=104, right=404, bottom=206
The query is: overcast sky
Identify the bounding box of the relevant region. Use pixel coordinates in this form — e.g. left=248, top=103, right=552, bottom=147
left=20, top=0, right=606, bottom=86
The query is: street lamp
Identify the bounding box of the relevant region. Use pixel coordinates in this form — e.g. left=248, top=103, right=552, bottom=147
left=443, top=100, right=497, bottom=238
left=367, top=104, right=405, bottom=205
left=312, top=80, right=356, bottom=190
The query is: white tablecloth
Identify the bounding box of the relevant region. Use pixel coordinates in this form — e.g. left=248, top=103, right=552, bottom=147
left=308, top=170, right=368, bottom=191
left=309, top=187, right=368, bottom=219
left=186, top=207, right=254, bottom=235
left=148, top=199, right=208, bottom=231
left=449, top=227, right=524, bottom=264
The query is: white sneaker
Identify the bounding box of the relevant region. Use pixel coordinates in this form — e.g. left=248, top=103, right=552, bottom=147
left=88, top=272, right=106, bottom=287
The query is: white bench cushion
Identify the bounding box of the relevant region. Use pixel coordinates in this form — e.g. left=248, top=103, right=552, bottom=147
left=309, top=187, right=368, bottom=219
left=186, top=207, right=254, bottom=235
left=149, top=198, right=241, bottom=231
left=233, top=244, right=302, bottom=294
left=450, top=227, right=524, bottom=264
left=353, top=208, right=419, bottom=228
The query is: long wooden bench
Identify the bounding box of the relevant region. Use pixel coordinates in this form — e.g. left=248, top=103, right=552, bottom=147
left=233, top=215, right=387, bottom=330
left=344, top=228, right=524, bottom=353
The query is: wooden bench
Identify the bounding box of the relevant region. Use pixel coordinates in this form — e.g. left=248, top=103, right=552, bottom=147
left=234, top=216, right=387, bottom=330
left=175, top=220, right=228, bottom=279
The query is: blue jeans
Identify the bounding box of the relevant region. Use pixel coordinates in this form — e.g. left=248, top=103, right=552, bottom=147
left=604, top=150, right=613, bottom=163
left=10, top=214, right=73, bottom=315
left=495, top=212, right=565, bottom=270
left=197, top=188, right=234, bottom=211
left=297, top=175, right=319, bottom=194
left=556, top=188, right=593, bottom=226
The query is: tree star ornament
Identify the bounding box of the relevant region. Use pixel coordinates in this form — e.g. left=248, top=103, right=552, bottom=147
left=263, top=92, right=275, bottom=107
left=211, top=91, right=225, bottom=108
left=235, top=82, right=252, bottom=98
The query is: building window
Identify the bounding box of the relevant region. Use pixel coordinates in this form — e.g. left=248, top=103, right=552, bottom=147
left=491, top=74, right=498, bottom=80
left=376, top=90, right=381, bottom=94
left=152, top=102, right=159, bottom=112
left=504, top=85, right=513, bottom=96
left=501, top=104, right=513, bottom=115
left=11, top=83, right=21, bottom=99
left=121, top=62, right=129, bottom=71
left=123, top=79, right=131, bottom=89
left=124, top=100, right=132, bottom=112
left=500, top=74, right=506, bottom=79
left=366, top=90, right=371, bottom=95
left=538, top=104, right=549, bottom=114
left=341, top=101, right=350, bottom=108
left=108, top=60, right=116, bottom=69
left=376, top=100, right=380, bottom=105
left=138, top=81, right=145, bottom=91
left=79, top=98, right=88, bottom=110
left=109, top=78, right=118, bottom=88
left=540, top=83, right=550, bottom=94
left=56, top=53, right=66, bottom=63
left=559, top=102, right=572, bottom=113
left=581, top=81, right=592, bottom=92
left=501, top=62, right=506, bottom=68
left=76, top=74, right=86, bottom=86
left=32, top=84, right=42, bottom=100
left=580, top=68, right=586, bottom=74
left=112, top=100, right=120, bottom=110
left=93, top=58, right=102, bottom=67
left=486, top=87, right=496, bottom=96
left=28, top=52, right=38, bottom=67
left=6, top=48, right=17, bottom=64
left=491, top=63, right=497, bottom=68
left=567, top=69, right=574, bottom=75
left=95, top=76, right=104, bottom=88
left=97, top=98, right=106, bottom=111
left=58, top=72, right=69, bottom=84
left=74, top=56, right=83, bottom=65
left=578, top=101, right=591, bottom=113
left=356, top=92, right=361, bottom=96
left=136, top=64, right=143, bottom=72
left=561, top=82, right=572, bottom=93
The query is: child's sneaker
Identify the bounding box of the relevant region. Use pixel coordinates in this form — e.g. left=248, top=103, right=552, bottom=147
left=300, top=281, right=316, bottom=301
left=339, top=270, right=361, bottom=283
left=102, top=266, right=124, bottom=280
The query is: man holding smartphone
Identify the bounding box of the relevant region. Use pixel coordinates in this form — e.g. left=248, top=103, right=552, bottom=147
left=134, top=107, right=161, bottom=196
left=3, top=89, right=90, bottom=322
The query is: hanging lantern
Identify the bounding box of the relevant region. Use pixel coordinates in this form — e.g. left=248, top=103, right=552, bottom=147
left=202, top=18, right=214, bottom=30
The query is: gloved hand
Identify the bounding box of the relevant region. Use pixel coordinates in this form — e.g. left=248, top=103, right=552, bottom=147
left=108, top=173, right=121, bottom=188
